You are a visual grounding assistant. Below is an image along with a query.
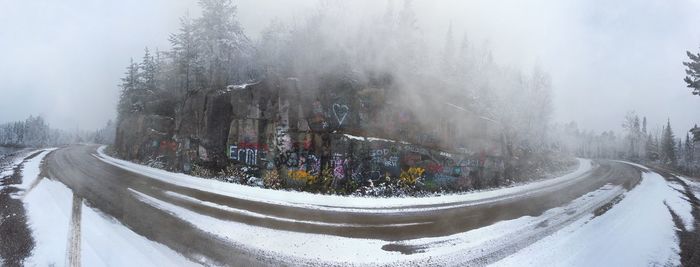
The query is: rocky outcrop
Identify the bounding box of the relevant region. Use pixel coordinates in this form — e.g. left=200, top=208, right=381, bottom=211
left=115, top=74, right=506, bottom=191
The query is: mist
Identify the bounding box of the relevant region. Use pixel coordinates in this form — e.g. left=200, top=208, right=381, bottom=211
left=1, top=0, right=700, bottom=134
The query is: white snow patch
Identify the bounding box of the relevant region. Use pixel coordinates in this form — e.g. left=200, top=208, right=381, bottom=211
left=164, top=190, right=429, bottom=228
left=226, top=81, right=259, bottom=91
left=81, top=203, right=200, bottom=267
left=615, top=160, right=650, bottom=171
left=342, top=133, right=409, bottom=144
left=494, top=172, right=688, bottom=267
left=96, top=146, right=592, bottom=212
left=12, top=149, right=56, bottom=192
left=23, top=178, right=73, bottom=266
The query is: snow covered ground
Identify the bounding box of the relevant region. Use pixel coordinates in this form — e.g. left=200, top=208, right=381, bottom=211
left=80, top=202, right=199, bottom=266
left=0, top=150, right=28, bottom=178
left=494, top=170, right=692, bottom=267
left=11, top=149, right=55, bottom=193
left=96, top=146, right=592, bottom=212
left=15, top=149, right=197, bottom=266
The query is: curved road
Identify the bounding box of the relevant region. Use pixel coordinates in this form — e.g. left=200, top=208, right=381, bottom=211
left=41, top=145, right=642, bottom=266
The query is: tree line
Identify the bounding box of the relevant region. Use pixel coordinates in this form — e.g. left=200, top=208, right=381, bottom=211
left=554, top=112, right=697, bottom=173
left=0, top=115, right=116, bottom=148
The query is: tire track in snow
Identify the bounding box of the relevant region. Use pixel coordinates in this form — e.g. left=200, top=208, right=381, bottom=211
left=66, top=194, right=82, bottom=267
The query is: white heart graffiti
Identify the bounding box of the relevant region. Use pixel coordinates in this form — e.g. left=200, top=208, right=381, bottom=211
left=333, top=103, right=349, bottom=126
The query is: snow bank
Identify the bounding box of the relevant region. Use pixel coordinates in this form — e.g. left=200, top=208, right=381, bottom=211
left=81, top=203, right=199, bottom=267
left=23, top=178, right=73, bottom=266
left=12, top=149, right=55, bottom=192
left=96, top=146, right=592, bottom=211
left=614, top=160, right=650, bottom=171
left=494, top=171, right=688, bottom=267
left=164, top=190, right=429, bottom=228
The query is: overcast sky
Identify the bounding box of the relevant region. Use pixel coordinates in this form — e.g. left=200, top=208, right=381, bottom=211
left=1, top=0, right=700, bottom=135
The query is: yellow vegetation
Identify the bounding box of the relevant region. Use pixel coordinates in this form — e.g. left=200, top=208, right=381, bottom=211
left=288, top=170, right=317, bottom=185
left=400, top=167, right=425, bottom=185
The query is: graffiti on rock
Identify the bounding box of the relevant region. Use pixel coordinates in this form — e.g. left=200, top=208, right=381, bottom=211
left=230, top=144, right=261, bottom=166
left=332, top=103, right=349, bottom=126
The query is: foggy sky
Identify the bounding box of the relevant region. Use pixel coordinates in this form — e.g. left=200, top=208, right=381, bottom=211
left=1, top=0, right=700, bottom=135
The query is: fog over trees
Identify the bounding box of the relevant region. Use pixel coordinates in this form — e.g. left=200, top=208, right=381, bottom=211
left=117, top=0, right=554, bottom=155
left=0, top=116, right=115, bottom=148
left=3, top=0, right=700, bottom=179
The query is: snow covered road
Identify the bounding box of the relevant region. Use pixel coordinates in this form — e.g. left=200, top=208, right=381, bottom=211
left=2, top=144, right=695, bottom=266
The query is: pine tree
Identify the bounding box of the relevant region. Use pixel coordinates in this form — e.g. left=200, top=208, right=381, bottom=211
left=678, top=138, right=683, bottom=165
left=661, top=119, right=677, bottom=166
left=140, top=47, right=158, bottom=94
left=118, top=59, right=141, bottom=116
left=645, top=133, right=657, bottom=161
left=194, top=0, right=252, bottom=88
left=169, top=14, right=204, bottom=95
left=686, top=133, right=695, bottom=165
left=683, top=47, right=700, bottom=95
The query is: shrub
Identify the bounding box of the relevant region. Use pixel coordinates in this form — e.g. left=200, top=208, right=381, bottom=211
left=400, top=167, right=425, bottom=186
left=288, top=170, right=317, bottom=185
left=263, top=169, right=282, bottom=189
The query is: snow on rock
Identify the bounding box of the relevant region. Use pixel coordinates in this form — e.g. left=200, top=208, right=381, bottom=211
left=96, top=146, right=592, bottom=211
left=23, top=178, right=73, bottom=266
left=81, top=203, right=199, bottom=267
left=493, top=171, right=689, bottom=267
left=225, top=81, right=259, bottom=91
left=343, top=133, right=409, bottom=144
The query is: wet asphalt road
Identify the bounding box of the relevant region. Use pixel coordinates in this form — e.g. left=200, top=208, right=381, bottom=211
left=40, top=145, right=642, bottom=266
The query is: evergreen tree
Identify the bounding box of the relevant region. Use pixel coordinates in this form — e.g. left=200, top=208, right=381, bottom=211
left=645, top=133, right=658, bottom=161
left=194, top=0, right=252, bottom=88
left=661, top=119, right=677, bottom=166
left=140, top=47, right=158, bottom=93
left=683, top=47, right=700, bottom=95
left=678, top=138, right=683, bottom=164
left=686, top=132, right=695, bottom=165
left=169, top=14, right=204, bottom=95
left=117, top=58, right=141, bottom=116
